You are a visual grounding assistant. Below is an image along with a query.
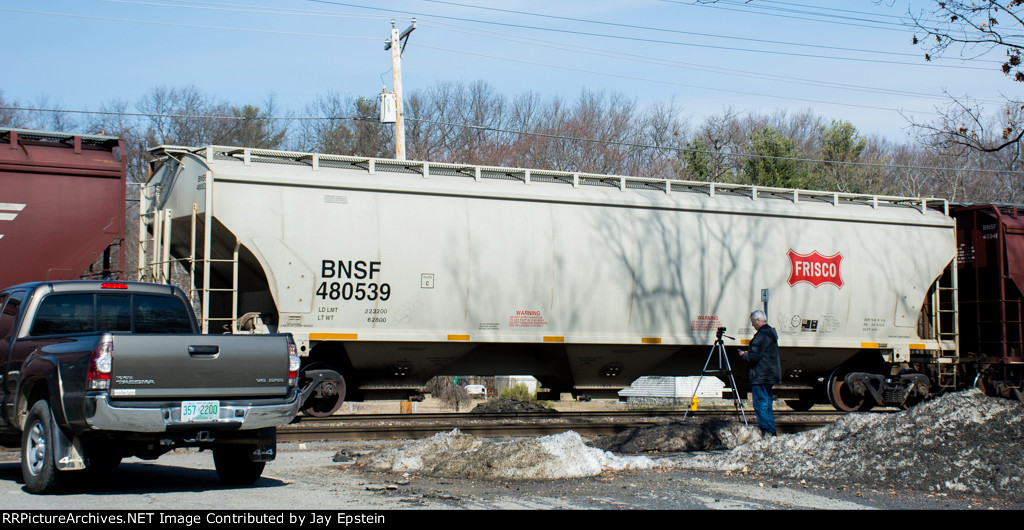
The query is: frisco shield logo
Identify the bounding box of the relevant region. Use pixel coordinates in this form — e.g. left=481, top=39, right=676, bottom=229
left=787, top=250, right=844, bottom=288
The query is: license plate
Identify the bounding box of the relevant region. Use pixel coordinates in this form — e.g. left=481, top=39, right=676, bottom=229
left=181, top=400, right=220, bottom=422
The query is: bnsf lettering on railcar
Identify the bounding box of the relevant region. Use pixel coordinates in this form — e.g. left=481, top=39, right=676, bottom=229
left=321, top=260, right=382, bottom=280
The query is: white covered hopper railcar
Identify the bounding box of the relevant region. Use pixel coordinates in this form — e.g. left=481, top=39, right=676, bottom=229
left=141, top=145, right=957, bottom=415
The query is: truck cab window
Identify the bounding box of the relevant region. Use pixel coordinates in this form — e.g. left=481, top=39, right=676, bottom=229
left=0, top=292, right=23, bottom=340
left=30, top=294, right=94, bottom=336
left=97, top=295, right=131, bottom=332
left=133, top=295, right=194, bottom=334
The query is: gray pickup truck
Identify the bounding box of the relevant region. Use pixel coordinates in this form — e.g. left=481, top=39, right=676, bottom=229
left=0, top=280, right=302, bottom=494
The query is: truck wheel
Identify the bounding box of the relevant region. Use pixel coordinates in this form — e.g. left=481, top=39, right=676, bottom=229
left=21, top=401, right=63, bottom=494
left=213, top=446, right=265, bottom=485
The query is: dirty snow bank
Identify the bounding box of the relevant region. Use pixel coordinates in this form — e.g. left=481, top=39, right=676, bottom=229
left=354, top=429, right=657, bottom=479
left=674, top=389, right=1024, bottom=499
left=593, top=417, right=762, bottom=453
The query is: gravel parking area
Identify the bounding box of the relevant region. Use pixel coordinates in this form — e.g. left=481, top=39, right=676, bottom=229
left=0, top=390, right=1019, bottom=512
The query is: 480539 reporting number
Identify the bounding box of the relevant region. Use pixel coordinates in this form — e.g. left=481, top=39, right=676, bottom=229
left=316, top=281, right=391, bottom=301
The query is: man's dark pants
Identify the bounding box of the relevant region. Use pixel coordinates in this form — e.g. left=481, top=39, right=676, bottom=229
left=751, top=384, right=776, bottom=435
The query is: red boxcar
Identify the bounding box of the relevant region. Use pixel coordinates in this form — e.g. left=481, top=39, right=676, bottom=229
left=951, top=204, right=1024, bottom=399
left=0, top=128, right=126, bottom=287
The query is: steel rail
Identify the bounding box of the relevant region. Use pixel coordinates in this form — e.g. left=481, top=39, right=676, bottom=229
left=278, top=410, right=844, bottom=442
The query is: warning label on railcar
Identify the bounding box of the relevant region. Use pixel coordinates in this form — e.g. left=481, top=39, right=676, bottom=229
left=691, top=315, right=721, bottom=331
left=509, top=310, right=547, bottom=328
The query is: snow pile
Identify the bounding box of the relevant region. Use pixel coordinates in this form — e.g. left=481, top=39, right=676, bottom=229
left=675, top=389, right=1024, bottom=499
left=354, top=429, right=657, bottom=479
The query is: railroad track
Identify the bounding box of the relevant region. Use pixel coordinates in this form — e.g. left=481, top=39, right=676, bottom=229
left=277, top=410, right=846, bottom=442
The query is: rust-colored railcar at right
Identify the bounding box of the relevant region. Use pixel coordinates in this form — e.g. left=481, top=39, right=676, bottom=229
left=951, top=204, right=1024, bottom=401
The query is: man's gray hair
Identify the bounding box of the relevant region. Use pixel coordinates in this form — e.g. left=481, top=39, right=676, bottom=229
left=750, top=309, right=767, bottom=323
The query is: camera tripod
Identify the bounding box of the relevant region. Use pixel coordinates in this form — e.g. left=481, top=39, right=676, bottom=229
left=682, top=327, right=748, bottom=425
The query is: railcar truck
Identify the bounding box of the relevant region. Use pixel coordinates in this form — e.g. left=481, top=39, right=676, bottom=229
left=0, top=280, right=302, bottom=494
left=141, top=145, right=961, bottom=413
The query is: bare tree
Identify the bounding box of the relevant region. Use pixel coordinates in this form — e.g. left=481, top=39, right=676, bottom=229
left=0, top=91, right=27, bottom=128
left=136, top=85, right=246, bottom=148
left=423, top=376, right=471, bottom=412
left=683, top=108, right=745, bottom=182
left=911, top=1, right=1024, bottom=83
left=217, top=97, right=289, bottom=150
left=909, top=2, right=1024, bottom=152
left=10, top=95, right=80, bottom=132
left=86, top=98, right=148, bottom=181
left=298, top=92, right=390, bottom=157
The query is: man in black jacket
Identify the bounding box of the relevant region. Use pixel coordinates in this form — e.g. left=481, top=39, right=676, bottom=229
left=738, top=310, right=781, bottom=436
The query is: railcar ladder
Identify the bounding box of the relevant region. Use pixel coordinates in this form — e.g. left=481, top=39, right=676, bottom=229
left=932, top=261, right=959, bottom=389
left=138, top=196, right=241, bottom=334
left=137, top=182, right=176, bottom=283
left=185, top=203, right=241, bottom=334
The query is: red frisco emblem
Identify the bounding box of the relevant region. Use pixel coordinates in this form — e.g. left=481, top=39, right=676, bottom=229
left=787, top=250, right=844, bottom=288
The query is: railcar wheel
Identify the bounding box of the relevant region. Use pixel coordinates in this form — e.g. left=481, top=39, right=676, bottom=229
left=299, top=364, right=346, bottom=417
left=827, top=368, right=873, bottom=412
left=973, top=373, right=991, bottom=396
left=785, top=392, right=815, bottom=412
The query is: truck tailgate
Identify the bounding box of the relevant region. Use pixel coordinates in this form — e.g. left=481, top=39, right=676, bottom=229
left=109, top=334, right=291, bottom=399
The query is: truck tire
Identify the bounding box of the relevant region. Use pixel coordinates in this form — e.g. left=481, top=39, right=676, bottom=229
left=85, top=444, right=123, bottom=472
left=21, top=401, right=63, bottom=494
left=213, top=445, right=265, bottom=485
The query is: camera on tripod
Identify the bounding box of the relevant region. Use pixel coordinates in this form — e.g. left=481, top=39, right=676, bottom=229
left=716, top=326, right=728, bottom=340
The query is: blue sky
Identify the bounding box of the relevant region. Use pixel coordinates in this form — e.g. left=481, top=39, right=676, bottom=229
left=0, top=0, right=1013, bottom=142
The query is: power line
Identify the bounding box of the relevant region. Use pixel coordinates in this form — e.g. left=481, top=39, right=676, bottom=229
left=84, top=0, right=996, bottom=70
left=416, top=0, right=926, bottom=59
left=306, top=0, right=996, bottom=70
left=5, top=105, right=1021, bottom=175
left=2, top=4, right=971, bottom=115
left=96, top=0, right=376, bottom=18
left=0, top=105, right=355, bottom=121
left=410, top=42, right=942, bottom=117
left=665, top=0, right=914, bottom=32
left=427, top=19, right=997, bottom=105
left=0, top=7, right=380, bottom=41
left=680, top=0, right=998, bottom=43
left=7, top=0, right=996, bottom=115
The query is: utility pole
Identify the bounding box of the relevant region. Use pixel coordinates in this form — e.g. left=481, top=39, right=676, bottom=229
left=385, top=18, right=416, bottom=161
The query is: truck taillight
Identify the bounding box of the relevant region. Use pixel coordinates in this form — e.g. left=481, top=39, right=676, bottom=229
left=88, top=336, right=113, bottom=390
left=288, top=341, right=300, bottom=387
